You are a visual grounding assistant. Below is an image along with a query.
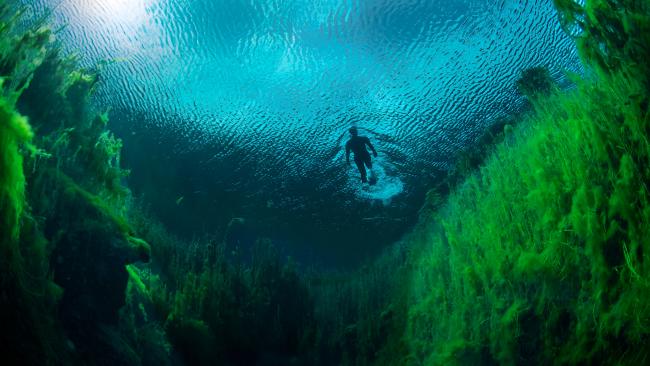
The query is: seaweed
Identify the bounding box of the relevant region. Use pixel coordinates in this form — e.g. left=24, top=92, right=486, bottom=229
left=516, top=66, right=557, bottom=101
left=3, top=0, right=650, bottom=365
left=0, top=6, right=63, bottom=364
left=398, top=1, right=650, bottom=364
left=554, top=0, right=650, bottom=84
left=0, top=2, right=150, bottom=364
left=137, top=232, right=317, bottom=365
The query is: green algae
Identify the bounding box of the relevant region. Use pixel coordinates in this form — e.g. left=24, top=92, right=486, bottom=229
left=0, top=2, right=374, bottom=365
left=395, top=1, right=650, bottom=364
left=555, top=0, right=650, bottom=82
left=0, top=86, right=32, bottom=247
left=0, top=7, right=63, bottom=363
left=152, top=236, right=315, bottom=364
left=515, top=66, right=557, bottom=101
left=3, top=0, right=650, bottom=364
left=403, top=71, right=650, bottom=366
left=0, top=2, right=153, bottom=364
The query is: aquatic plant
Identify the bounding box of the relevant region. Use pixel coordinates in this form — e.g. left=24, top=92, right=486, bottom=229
left=515, top=66, right=557, bottom=101
left=554, top=0, right=650, bottom=82
left=399, top=1, right=650, bottom=364
left=0, top=81, right=32, bottom=259
left=0, top=4, right=65, bottom=364
left=3, top=0, right=650, bottom=364
left=122, top=200, right=408, bottom=365
left=131, top=228, right=318, bottom=365
left=0, top=2, right=152, bottom=364
left=306, top=241, right=411, bottom=366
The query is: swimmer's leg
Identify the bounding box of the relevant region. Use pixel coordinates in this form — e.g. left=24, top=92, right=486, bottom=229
left=355, top=157, right=368, bottom=183
left=364, top=156, right=377, bottom=184
left=365, top=156, right=373, bottom=170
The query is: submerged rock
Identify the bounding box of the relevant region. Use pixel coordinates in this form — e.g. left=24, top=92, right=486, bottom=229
left=45, top=175, right=149, bottom=363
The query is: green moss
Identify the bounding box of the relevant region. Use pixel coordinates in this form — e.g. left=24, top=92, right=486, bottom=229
left=0, top=3, right=155, bottom=364
left=126, top=264, right=148, bottom=295
left=516, top=66, right=557, bottom=101
left=127, top=236, right=152, bottom=262
left=0, top=93, right=32, bottom=246
left=402, top=70, right=650, bottom=364
left=389, top=2, right=650, bottom=365
left=166, top=316, right=219, bottom=366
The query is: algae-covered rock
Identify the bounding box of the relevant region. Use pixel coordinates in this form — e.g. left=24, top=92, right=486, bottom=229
left=43, top=175, right=149, bottom=362
left=516, top=66, right=556, bottom=101
left=165, top=317, right=219, bottom=366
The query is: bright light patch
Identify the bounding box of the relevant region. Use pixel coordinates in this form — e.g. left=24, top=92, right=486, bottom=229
left=68, top=0, right=152, bottom=28
left=96, top=0, right=147, bottom=23
left=56, top=0, right=165, bottom=60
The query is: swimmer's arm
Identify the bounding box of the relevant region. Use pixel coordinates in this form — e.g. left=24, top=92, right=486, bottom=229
left=365, top=138, right=377, bottom=156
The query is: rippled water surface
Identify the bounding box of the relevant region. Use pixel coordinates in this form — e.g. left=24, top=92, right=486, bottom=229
left=24, top=0, right=581, bottom=265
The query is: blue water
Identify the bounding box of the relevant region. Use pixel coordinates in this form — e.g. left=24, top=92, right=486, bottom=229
left=23, top=0, right=581, bottom=266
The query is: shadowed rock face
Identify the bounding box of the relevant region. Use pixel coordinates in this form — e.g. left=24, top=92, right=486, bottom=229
left=45, top=178, right=148, bottom=361
left=22, top=0, right=581, bottom=266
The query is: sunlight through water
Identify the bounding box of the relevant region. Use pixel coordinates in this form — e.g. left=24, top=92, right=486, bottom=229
left=21, top=0, right=583, bottom=265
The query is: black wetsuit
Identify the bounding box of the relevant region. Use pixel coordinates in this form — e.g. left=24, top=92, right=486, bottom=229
left=346, top=135, right=376, bottom=183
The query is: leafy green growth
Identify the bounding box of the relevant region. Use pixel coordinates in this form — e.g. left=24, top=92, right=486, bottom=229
left=0, top=5, right=64, bottom=364
left=0, top=2, right=150, bottom=364
left=0, top=83, right=32, bottom=247
left=125, top=204, right=412, bottom=365
left=4, top=0, right=650, bottom=365
left=516, top=66, right=557, bottom=101
left=398, top=1, right=650, bottom=364
left=554, top=0, right=650, bottom=82
left=134, top=230, right=317, bottom=365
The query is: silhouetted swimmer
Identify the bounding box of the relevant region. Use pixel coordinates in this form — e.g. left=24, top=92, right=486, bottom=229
left=345, top=127, right=378, bottom=184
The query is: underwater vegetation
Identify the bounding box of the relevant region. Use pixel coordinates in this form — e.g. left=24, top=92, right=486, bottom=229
left=126, top=207, right=408, bottom=365
left=0, top=6, right=392, bottom=364
left=515, top=66, right=557, bottom=101
left=2, top=0, right=650, bottom=365
left=0, top=2, right=151, bottom=364
left=0, top=5, right=397, bottom=362
left=399, top=0, right=650, bottom=365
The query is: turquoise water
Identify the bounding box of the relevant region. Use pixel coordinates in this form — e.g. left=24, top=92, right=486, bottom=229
left=23, top=0, right=580, bottom=265
left=13, top=1, right=650, bottom=365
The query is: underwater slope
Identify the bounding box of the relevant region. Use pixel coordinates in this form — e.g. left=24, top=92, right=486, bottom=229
left=2, top=0, right=650, bottom=365
left=0, top=4, right=396, bottom=364
left=21, top=0, right=581, bottom=265
left=399, top=0, right=650, bottom=364
left=0, top=3, right=153, bottom=364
